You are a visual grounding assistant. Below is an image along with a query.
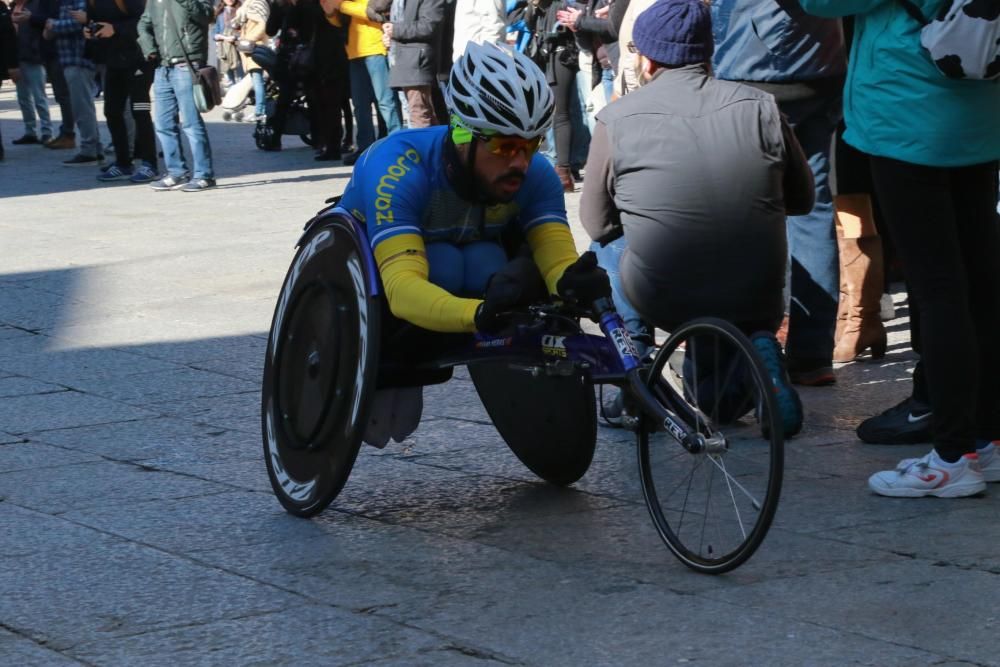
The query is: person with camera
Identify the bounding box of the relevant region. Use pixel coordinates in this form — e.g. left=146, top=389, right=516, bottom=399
left=44, top=0, right=102, bottom=166
left=232, top=0, right=267, bottom=122
left=85, top=0, right=158, bottom=183
left=137, top=0, right=216, bottom=191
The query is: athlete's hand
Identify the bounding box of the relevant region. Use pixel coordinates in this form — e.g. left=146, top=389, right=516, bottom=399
left=556, top=251, right=611, bottom=305
left=474, top=273, right=524, bottom=334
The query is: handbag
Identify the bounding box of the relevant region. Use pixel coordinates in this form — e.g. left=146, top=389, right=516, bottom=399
left=164, top=1, right=223, bottom=112
left=895, top=0, right=1000, bottom=80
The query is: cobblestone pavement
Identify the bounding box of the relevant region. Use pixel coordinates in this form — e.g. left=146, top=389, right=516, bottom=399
left=1, top=89, right=998, bottom=666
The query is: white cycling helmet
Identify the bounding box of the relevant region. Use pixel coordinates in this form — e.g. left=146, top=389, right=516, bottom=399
left=446, top=41, right=554, bottom=139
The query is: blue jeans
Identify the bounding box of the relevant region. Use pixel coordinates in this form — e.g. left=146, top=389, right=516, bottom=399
left=14, top=62, right=52, bottom=138
left=63, top=65, right=99, bottom=157
left=781, top=92, right=841, bottom=366
left=153, top=65, right=214, bottom=180
left=250, top=70, right=266, bottom=117
left=591, top=237, right=653, bottom=359
left=349, top=56, right=401, bottom=151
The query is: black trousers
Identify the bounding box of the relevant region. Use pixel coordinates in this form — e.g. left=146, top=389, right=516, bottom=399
left=44, top=56, right=75, bottom=136
left=550, top=57, right=576, bottom=167
left=870, top=156, right=1000, bottom=459
left=103, top=64, right=156, bottom=167
left=311, top=77, right=347, bottom=153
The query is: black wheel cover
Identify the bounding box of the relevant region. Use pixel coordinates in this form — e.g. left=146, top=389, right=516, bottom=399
left=262, top=217, right=381, bottom=516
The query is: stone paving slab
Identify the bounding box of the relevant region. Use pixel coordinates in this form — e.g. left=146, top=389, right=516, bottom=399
left=65, top=604, right=447, bottom=667
left=63, top=367, right=258, bottom=407
left=0, top=440, right=103, bottom=473
left=0, top=375, right=66, bottom=398
left=0, top=389, right=159, bottom=434
left=0, top=628, right=86, bottom=666
left=0, top=460, right=228, bottom=514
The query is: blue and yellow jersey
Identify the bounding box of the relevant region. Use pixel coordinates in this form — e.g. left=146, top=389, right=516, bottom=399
left=338, top=126, right=578, bottom=333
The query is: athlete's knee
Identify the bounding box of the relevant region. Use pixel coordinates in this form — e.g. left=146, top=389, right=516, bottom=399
left=425, top=242, right=465, bottom=294
left=462, top=242, right=508, bottom=295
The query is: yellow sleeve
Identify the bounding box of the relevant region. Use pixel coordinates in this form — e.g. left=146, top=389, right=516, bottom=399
left=526, top=222, right=579, bottom=296
left=374, top=234, right=482, bottom=333
left=338, top=0, right=370, bottom=20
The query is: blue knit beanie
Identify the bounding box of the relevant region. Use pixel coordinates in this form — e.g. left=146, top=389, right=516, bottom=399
left=632, top=0, right=713, bottom=67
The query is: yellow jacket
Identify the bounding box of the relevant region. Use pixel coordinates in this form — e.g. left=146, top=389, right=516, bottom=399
left=333, top=0, right=387, bottom=60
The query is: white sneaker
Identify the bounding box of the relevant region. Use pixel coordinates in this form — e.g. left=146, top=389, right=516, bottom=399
left=977, top=440, right=1000, bottom=482
left=868, top=450, right=986, bottom=498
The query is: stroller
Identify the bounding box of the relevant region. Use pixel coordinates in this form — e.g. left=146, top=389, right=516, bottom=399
left=220, top=73, right=256, bottom=122
left=248, top=45, right=314, bottom=151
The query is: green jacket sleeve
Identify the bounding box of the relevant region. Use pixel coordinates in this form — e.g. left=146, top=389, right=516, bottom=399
left=137, top=2, right=157, bottom=57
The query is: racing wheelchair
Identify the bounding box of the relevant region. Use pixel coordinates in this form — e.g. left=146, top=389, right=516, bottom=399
left=262, top=207, right=785, bottom=573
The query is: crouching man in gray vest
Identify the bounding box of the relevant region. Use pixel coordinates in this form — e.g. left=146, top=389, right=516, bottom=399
left=580, top=0, right=815, bottom=437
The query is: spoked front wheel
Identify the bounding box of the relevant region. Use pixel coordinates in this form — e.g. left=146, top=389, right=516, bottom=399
left=636, top=318, right=783, bottom=574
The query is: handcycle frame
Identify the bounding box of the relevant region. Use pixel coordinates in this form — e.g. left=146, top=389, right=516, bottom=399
left=263, top=209, right=782, bottom=573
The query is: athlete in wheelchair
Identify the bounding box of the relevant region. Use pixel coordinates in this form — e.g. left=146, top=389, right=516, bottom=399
left=263, top=42, right=787, bottom=573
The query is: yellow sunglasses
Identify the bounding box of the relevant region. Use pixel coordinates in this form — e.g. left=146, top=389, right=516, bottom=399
left=475, top=132, right=544, bottom=158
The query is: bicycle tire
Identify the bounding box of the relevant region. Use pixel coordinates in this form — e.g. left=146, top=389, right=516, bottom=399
left=635, top=318, right=783, bottom=574
left=261, top=216, right=381, bottom=517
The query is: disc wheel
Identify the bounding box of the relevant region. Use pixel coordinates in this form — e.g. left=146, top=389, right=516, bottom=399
left=470, top=363, right=596, bottom=486
left=636, top=318, right=783, bottom=573
left=262, top=217, right=380, bottom=517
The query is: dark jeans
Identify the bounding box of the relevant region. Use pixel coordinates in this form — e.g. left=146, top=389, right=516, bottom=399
left=44, top=56, right=75, bottom=137
left=311, top=77, right=347, bottom=153
left=870, top=156, right=1000, bottom=458
left=781, top=92, right=842, bottom=367
left=550, top=57, right=577, bottom=167
left=104, top=64, right=156, bottom=167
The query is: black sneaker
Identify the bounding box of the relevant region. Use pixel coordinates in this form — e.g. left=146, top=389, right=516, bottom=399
left=150, top=175, right=190, bottom=191
left=857, top=396, right=932, bottom=445
left=180, top=177, right=217, bottom=192
left=342, top=150, right=362, bottom=167
left=12, top=134, right=40, bottom=145
left=62, top=154, right=103, bottom=167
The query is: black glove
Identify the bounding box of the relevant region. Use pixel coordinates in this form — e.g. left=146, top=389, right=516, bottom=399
left=474, top=272, right=524, bottom=334
left=556, top=251, right=612, bottom=305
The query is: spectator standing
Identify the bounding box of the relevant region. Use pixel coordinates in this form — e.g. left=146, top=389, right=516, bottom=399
left=382, top=0, right=445, bottom=127
left=712, top=0, right=846, bottom=386
left=451, top=0, right=503, bottom=59
left=28, top=0, right=76, bottom=148
left=137, top=0, right=216, bottom=191
left=557, top=0, right=616, bottom=130
left=212, top=0, right=242, bottom=88
left=582, top=0, right=813, bottom=436
left=10, top=0, right=53, bottom=145
left=333, top=0, right=401, bottom=164
left=800, top=0, right=1000, bottom=498
left=611, top=0, right=652, bottom=97
left=310, top=0, right=349, bottom=160
left=45, top=0, right=103, bottom=166
left=0, top=0, right=17, bottom=160
left=87, top=0, right=159, bottom=183
left=233, top=0, right=267, bottom=122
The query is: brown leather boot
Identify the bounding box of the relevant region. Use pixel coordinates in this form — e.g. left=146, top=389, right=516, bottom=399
left=834, top=235, right=888, bottom=362
left=555, top=165, right=575, bottom=193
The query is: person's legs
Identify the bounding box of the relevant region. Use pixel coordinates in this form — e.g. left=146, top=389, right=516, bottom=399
left=950, top=162, right=1000, bottom=442
left=869, top=156, right=979, bottom=462
left=591, top=237, right=653, bottom=359
left=365, top=55, right=402, bottom=135
left=568, top=75, right=589, bottom=170
left=152, top=66, right=187, bottom=178
left=461, top=242, right=508, bottom=295
left=45, top=57, right=74, bottom=139
left=128, top=64, right=157, bottom=167
left=25, top=63, right=53, bottom=138
left=780, top=92, right=841, bottom=384
left=250, top=69, right=266, bottom=118
left=62, top=65, right=100, bottom=158
left=403, top=86, right=436, bottom=128
left=574, top=67, right=594, bottom=134
left=14, top=66, right=39, bottom=137
left=425, top=242, right=465, bottom=294
left=170, top=65, right=214, bottom=180
left=349, top=58, right=376, bottom=151
left=102, top=67, right=131, bottom=167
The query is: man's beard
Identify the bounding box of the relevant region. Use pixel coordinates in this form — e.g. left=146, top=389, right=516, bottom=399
left=480, top=169, right=526, bottom=203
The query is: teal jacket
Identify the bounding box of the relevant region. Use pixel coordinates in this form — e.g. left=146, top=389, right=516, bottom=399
left=799, top=0, right=1000, bottom=167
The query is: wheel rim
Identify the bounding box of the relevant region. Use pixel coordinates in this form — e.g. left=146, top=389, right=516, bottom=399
left=638, top=319, right=783, bottom=573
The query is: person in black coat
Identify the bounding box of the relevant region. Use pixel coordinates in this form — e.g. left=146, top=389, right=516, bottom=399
left=0, top=1, right=19, bottom=159
left=311, top=6, right=351, bottom=160
left=85, top=0, right=158, bottom=181
left=382, top=0, right=445, bottom=127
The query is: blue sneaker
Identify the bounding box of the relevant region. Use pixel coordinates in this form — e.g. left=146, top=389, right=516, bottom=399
left=97, top=163, right=133, bottom=181
left=129, top=162, right=157, bottom=184
left=750, top=332, right=803, bottom=438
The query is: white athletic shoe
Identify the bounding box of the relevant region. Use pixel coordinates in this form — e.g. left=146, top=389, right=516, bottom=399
left=868, top=450, right=986, bottom=498
left=977, top=440, right=1000, bottom=482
